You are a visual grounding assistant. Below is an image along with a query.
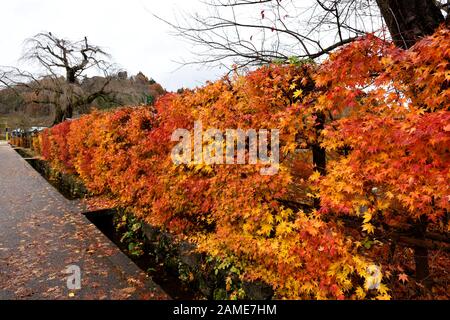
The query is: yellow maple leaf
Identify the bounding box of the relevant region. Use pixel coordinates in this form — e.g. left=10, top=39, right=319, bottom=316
left=362, top=223, right=375, bottom=234
left=259, top=223, right=273, bottom=236
left=309, top=170, right=321, bottom=182
left=355, top=286, right=366, bottom=299
left=293, top=89, right=303, bottom=98
left=363, top=212, right=372, bottom=224
left=276, top=221, right=292, bottom=236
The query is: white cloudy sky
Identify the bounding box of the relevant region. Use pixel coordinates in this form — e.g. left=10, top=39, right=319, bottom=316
left=0, top=0, right=383, bottom=92
left=0, top=0, right=228, bottom=91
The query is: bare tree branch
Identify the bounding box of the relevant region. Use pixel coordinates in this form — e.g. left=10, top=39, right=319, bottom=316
left=156, top=0, right=447, bottom=68
left=155, top=0, right=383, bottom=68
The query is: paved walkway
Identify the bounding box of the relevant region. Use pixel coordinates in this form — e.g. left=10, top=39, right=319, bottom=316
left=0, top=142, right=169, bottom=299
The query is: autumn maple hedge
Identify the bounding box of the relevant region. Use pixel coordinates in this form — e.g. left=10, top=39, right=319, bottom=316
left=34, top=26, right=449, bottom=299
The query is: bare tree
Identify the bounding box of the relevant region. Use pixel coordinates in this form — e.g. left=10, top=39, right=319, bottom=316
left=160, top=0, right=447, bottom=69
left=3, top=32, right=119, bottom=124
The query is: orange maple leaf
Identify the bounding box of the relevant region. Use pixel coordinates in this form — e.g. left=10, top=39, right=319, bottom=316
left=398, top=273, right=409, bottom=283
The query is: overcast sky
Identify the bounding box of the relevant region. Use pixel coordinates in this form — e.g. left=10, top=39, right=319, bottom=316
left=0, top=0, right=227, bottom=91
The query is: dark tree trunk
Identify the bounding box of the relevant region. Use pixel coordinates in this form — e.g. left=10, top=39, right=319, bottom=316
left=66, top=69, right=76, bottom=84
left=376, top=0, right=445, bottom=49
left=312, top=144, right=326, bottom=209
left=52, top=89, right=74, bottom=125
left=312, top=112, right=327, bottom=209
left=52, top=104, right=73, bottom=125
left=53, top=105, right=64, bottom=125
left=414, top=246, right=430, bottom=282
left=312, top=112, right=326, bottom=175
left=411, top=216, right=431, bottom=287
left=64, top=103, right=73, bottom=120
left=312, top=144, right=326, bottom=176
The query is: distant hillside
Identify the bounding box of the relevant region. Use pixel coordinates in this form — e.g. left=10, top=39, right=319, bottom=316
left=0, top=71, right=166, bottom=128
